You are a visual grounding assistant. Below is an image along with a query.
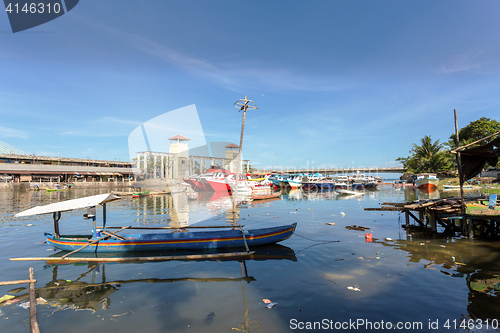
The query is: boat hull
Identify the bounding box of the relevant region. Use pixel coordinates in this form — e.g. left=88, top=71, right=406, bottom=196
left=416, top=178, right=439, bottom=190
left=252, top=192, right=281, bottom=200
left=45, top=223, right=297, bottom=253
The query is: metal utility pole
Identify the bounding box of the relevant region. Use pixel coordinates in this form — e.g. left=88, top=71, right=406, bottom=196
left=232, top=96, right=258, bottom=215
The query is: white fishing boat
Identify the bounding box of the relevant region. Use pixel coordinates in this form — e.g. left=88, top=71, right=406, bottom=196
left=336, top=189, right=365, bottom=196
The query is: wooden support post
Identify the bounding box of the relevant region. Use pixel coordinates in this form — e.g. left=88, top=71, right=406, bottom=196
left=468, top=217, right=474, bottom=239
left=53, top=211, right=60, bottom=238
left=405, top=210, right=410, bottom=228
left=103, top=203, right=107, bottom=230
left=454, top=109, right=466, bottom=214
left=430, top=210, right=437, bottom=232
left=29, top=268, right=40, bottom=333
left=418, top=210, right=424, bottom=226
left=407, top=211, right=424, bottom=227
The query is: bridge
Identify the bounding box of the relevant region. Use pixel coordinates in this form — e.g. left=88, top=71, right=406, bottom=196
left=255, top=167, right=405, bottom=174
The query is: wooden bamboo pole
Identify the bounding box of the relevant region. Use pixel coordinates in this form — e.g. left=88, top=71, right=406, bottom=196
left=0, top=279, right=34, bottom=286
left=450, top=130, right=500, bottom=153
left=232, top=97, right=249, bottom=216
left=61, top=226, right=130, bottom=259
left=101, top=230, right=126, bottom=240
left=29, top=267, right=40, bottom=333
left=11, top=251, right=256, bottom=262
left=102, top=225, right=244, bottom=230
left=454, top=109, right=466, bottom=215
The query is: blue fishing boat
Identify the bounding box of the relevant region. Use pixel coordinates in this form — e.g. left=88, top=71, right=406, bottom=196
left=15, top=193, right=297, bottom=254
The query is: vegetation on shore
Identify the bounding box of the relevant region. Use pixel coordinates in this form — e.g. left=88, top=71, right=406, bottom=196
left=397, top=117, right=500, bottom=174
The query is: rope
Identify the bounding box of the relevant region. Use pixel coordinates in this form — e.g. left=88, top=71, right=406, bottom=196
left=294, top=233, right=340, bottom=243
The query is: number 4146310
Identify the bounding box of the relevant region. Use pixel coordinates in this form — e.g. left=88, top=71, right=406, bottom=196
left=444, top=319, right=499, bottom=330
left=5, top=2, right=62, bottom=14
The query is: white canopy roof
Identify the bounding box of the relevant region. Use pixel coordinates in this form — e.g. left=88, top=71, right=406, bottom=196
left=15, top=193, right=121, bottom=217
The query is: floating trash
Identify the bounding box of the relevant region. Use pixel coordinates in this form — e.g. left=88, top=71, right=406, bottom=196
left=365, top=233, right=373, bottom=242
left=0, top=295, right=14, bottom=303
left=347, top=286, right=361, bottom=292
left=205, top=312, right=215, bottom=324
left=262, top=299, right=272, bottom=304
left=340, top=212, right=345, bottom=217
left=326, top=222, right=336, bottom=226
left=18, top=302, right=30, bottom=309
left=266, top=302, right=278, bottom=309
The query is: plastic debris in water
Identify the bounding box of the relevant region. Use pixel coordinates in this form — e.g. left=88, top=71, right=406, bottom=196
left=0, top=295, right=15, bottom=303
left=385, top=238, right=393, bottom=241
left=262, top=299, right=272, bottom=304
left=205, top=312, right=215, bottom=324
left=326, top=222, right=336, bottom=225
left=19, top=302, right=30, bottom=309
left=266, top=302, right=278, bottom=309
left=36, top=297, right=47, bottom=305
left=347, top=286, right=361, bottom=292
left=365, top=233, right=373, bottom=243
left=340, top=212, right=345, bottom=217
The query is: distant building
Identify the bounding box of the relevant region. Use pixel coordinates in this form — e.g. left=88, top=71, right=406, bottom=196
left=168, top=135, right=190, bottom=178
left=225, top=143, right=240, bottom=173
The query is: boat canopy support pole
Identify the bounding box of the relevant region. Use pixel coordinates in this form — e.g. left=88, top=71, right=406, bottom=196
left=102, top=203, right=107, bottom=231
left=53, top=212, right=61, bottom=238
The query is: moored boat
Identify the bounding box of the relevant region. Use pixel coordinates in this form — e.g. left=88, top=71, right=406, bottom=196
left=252, top=191, right=281, bottom=201
left=415, top=173, right=439, bottom=191
left=287, top=174, right=303, bottom=189
left=132, top=190, right=150, bottom=198
left=14, top=193, right=297, bottom=253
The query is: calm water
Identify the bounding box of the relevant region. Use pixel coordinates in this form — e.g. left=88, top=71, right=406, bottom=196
left=1, top=186, right=500, bottom=332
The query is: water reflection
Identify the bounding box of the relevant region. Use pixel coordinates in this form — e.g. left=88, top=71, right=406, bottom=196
left=383, top=236, right=500, bottom=320
left=404, top=187, right=440, bottom=201
left=3, top=244, right=296, bottom=333
left=6, top=185, right=500, bottom=329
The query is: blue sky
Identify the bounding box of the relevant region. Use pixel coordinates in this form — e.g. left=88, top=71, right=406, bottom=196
left=1, top=1, right=500, bottom=171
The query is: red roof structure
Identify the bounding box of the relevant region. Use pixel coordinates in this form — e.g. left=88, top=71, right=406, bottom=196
left=168, top=135, right=190, bottom=141
left=225, top=143, right=239, bottom=148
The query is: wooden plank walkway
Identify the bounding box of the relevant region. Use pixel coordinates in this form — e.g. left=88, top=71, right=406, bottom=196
left=365, top=195, right=500, bottom=238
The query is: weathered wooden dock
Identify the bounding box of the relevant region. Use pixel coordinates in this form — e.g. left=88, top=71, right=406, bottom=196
left=365, top=195, right=500, bottom=238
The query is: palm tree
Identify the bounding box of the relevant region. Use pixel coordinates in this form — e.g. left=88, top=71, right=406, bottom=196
left=410, top=136, right=448, bottom=172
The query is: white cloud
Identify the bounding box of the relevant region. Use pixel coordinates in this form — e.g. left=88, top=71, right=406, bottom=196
left=438, top=50, right=484, bottom=74
left=0, top=125, right=28, bottom=138
left=94, top=23, right=354, bottom=94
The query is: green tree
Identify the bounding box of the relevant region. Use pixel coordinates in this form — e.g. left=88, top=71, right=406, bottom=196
left=448, top=117, right=500, bottom=149
left=397, top=135, right=451, bottom=173
left=447, top=117, right=500, bottom=168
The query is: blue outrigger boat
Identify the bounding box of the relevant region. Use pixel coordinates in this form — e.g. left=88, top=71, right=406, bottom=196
left=14, top=193, right=296, bottom=255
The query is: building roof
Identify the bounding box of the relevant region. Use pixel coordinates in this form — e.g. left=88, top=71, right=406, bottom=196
left=225, top=143, right=240, bottom=148
left=168, top=135, right=190, bottom=141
